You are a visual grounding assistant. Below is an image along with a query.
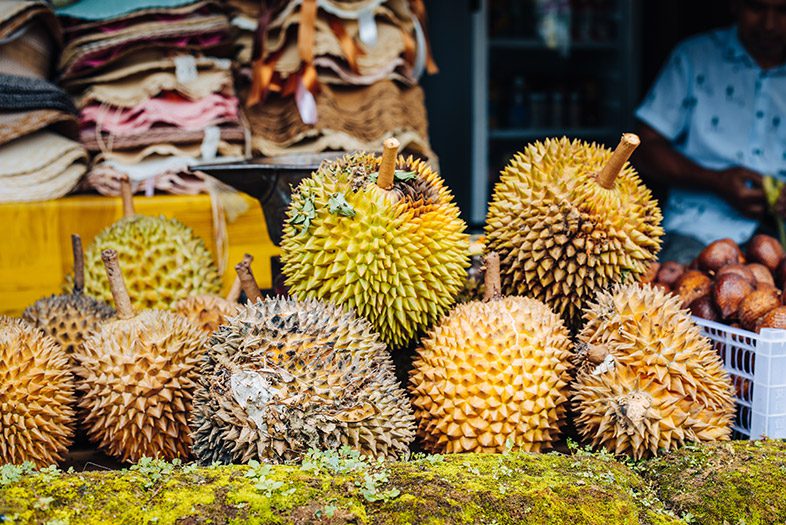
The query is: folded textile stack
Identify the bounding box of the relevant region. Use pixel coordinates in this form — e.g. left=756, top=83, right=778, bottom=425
left=0, top=1, right=87, bottom=203
left=56, top=0, right=248, bottom=196
left=245, top=0, right=438, bottom=162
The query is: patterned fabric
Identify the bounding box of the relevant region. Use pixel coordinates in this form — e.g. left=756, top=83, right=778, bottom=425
left=636, top=26, right=786, bottom=244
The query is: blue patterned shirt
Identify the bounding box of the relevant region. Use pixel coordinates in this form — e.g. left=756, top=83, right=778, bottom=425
left=636, top=26, right=786, bottom=244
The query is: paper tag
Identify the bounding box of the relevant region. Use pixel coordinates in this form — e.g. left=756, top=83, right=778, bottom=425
left=144, top=177, right=155, bottom=197
left=174, top=55, right=198, bottom=84
left=358, top=8, right=377, bottom=47
left=200, top=126, right=221, bottom=160
left=295, top=78, right=318, bottom=125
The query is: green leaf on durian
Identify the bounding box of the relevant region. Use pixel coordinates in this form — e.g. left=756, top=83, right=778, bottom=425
left=328, top=192, right=356, bottom=218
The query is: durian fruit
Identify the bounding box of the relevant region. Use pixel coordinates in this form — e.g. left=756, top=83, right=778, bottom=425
left=281, top=138, right=469, bottom=349
left=79, top=176, right=221, bottom=310
left=173, top=253, right=253, bottom=332
left=572, top=283, right=735, bottom=459
left=485, top=134, right=663, bottom=329
left=191, top=261, right=415, bottom=465
left=23, top=234, right=115, bottom=361
left=409, top=252, right=574, bottom=454
left=0, top=317, right=75, bottom=467
left=74, top=249, right=208, bottom=463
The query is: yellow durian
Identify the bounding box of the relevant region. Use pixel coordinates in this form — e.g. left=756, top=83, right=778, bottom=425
left=409, top=253, right=574, bottom=453
left=281, top=139, right=469, bottom=349
left=485, top=134, right=663, bottom=330
left=572, top=283, right=735, bottom=459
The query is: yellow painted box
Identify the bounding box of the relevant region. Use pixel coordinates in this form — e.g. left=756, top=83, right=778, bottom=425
left=0, top=193, right=279, bottom=316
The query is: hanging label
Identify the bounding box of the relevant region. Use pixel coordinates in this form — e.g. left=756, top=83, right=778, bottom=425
left=358, top=8, right=377, bottom=47
left=295, top=78, right=318, bottom=125
left=201, top=126, right=221, bottom=160
left=174, top=55, right=198, bottom=84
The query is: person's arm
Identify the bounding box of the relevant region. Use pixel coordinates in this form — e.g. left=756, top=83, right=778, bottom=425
left=634, top=122, right=766, bottom=219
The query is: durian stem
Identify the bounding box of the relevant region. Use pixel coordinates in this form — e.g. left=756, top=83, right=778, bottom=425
left=71, top=234, right=85, bottom=293
left=586, top=344, right=610, bottom=365
left=622, top=393, right=652, bottom=424
left=101, top=249, right=134, bottom=319
left=483, top=251, right=503, bottom=301
left=596, top=133, right=640, bottom=189
left=235, top=259, right=262, bottom=303
left=226, top=253, right=254, bottom=302
left=120, top=175, right=135, bottom=218
left=377, top=138, right=400, bottom=190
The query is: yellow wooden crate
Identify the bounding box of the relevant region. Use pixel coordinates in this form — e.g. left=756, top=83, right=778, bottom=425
left=0, top=193, right=279, bottom=316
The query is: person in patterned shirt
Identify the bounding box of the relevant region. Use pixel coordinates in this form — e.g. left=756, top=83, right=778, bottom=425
left=634, top=0, right=786, bottom=259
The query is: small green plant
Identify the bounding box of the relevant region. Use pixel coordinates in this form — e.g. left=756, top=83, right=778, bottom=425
left=315, top=504, right=339, bottom=518
left=245, top=460, right=295, bottom=498
left=409, top=452, right=445, bottom=465
left=357, top=470, right=400, bottom=502
left=300, top=446, right=370, bottom=475
left=129, top=457, right=179, bottom=489
left=0, top=462, right=36, bottom=486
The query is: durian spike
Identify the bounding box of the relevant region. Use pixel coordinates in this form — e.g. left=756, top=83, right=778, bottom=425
left=226, top=253, right=253, bottom=302
left=120, top=175, right=135, bottom=218
left=72, top=234, right=85, bottom=294
left=483, top=251, right=502, bottom=301
left=596, top=133, right=640, bottom=189
left=235, top=259, right=262, bottom=303
left=377, top=138, right=400, bottom=190
left=101, top=249, right=134, bottom=319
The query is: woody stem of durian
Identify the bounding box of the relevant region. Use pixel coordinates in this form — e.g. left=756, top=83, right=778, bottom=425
left=120, top=175, right=135, bottom=218
left=596, top=133, right=641, bottom=189
left=226, top=253, right=253, bottom=302
left=377, top=137, right=400, bottom=190
left=72, top=234, right=85, bottom=293
left=620, top=392, right=652, bottom=425
left=235, top=259, right=262, bottom=303
left=101, top=249, right=134, bottom=319
left=483, top=251, right=502, bottom=301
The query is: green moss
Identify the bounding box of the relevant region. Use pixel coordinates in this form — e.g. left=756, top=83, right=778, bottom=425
left=642, top=440, right=786, bottom=525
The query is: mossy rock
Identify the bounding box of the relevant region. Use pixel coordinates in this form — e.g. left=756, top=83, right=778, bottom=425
left=641, top=440, right=786, bottom=525
left=0, top=451, right=680, bottom=525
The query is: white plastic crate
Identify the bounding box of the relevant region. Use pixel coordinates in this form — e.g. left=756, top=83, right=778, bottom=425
left=694, top=317, right=786, bottom=439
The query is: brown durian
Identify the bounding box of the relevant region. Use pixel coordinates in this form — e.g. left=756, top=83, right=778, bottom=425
left=173, top=254, right=253, bottom=332
left=0, top=317, right=75, bottom=467
left=191, top=262, right=415, bottom=465
left=572, top=283, right=735, bottom=459
left=74, top=250, right=208, bottom=462
left=409, top=253, right=574, bottom=453
left=23, top=234, right=115, bottom=361
left=485, top=134, right=663, bottom=329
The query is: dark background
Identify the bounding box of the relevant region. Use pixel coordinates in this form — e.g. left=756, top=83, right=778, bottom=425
left=422, top=0, right=736, bottom=224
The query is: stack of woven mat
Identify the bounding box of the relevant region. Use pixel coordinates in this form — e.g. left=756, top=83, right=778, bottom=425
left=0, top=0, right=87, bottom=203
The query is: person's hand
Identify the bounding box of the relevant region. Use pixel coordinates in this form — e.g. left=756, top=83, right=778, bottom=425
left=717, top=167, right=766, bottom=219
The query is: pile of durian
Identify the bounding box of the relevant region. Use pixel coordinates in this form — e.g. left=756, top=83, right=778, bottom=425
left=2, top=134, right=741, bottom=469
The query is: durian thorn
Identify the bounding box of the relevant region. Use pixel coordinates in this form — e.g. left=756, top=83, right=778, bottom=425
left=120, top=175, right=135, bottom=217
left=596, top=133, right=640, bottom=189
left=226, top=253, right=254, bottom=302
left=101, top=249, right=134, bottom=319
left=377, top=138, right=400, bottom=190
left=483, top=251, right=503, bottom=301
left=71, top=233, right=85, bottom=294
left=235, top=259, right=262, bottom=303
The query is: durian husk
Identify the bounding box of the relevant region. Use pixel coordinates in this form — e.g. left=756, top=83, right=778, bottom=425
left=280, top=151, right=469, bottom=349
left=173, top=295, right=239, bottom=333
left=23, top=293, right=115, bottom=361
left=75, top=310, right=208, bottom=462
left=484, top=137, right=663, bottom=329
left=190, top=297, right=416, bottom=465
left=79, top=215, right=222, bottom=310
left=0, top=317, right=75, bottom=467
left=409, top=295, right=574, bottom=454
left=572, top=283, right=735, bottom=459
